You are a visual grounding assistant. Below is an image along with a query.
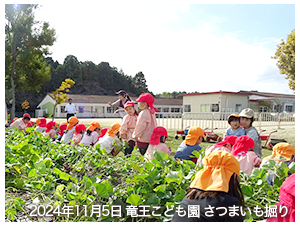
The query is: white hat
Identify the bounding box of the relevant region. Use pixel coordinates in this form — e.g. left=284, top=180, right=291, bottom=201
left=239, top=108, right=254, bottom=118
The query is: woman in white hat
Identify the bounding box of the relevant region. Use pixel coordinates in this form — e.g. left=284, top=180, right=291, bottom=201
left=238, top=108, right=262, bottom=158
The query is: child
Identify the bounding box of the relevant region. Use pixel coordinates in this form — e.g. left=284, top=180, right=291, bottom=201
left=61, top=116, right=79, bottom=144
left=108, top=90, right=132, bottom=118
left=10, top=113, right=31, bottom=132
left=231, top=135, right=261, bottom=174
left=57, top=122, right=67, bottom=141
left=262, top=143, right=295, bottom=185
left=145, top=126, right=171, bottom=161
left=44, top=121, right=56, bottom=140
left=27, top=121, right=35, bottom=127
left=80, top=121, right=101, bottom=146
left=98, top=128, right=109, bottom=139
left=132, top=93, right=157, bottom=155
left=94, top=123, right=122, bottom=156
left=196, top=135, right=238, bottom=167
left=262, top=142, right=295, bottom=166
left=224, top=114, right=245, bottom=138
left=72, top=124, right=86, bottom=145
left=172, top=151, right=244, bottom=222
left=35, top=118, right=47, bottom=133
left=174, top=126, right=204, bottom=163
left=205, top=135, right=237, bottom=156
left=120, top=101, right=138, bottom=155
left=11, top=117, right=18, bottom=124
left=267, top=173, right=295, bottom=222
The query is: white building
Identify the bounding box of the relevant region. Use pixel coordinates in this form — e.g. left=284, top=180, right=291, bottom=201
left=36, top=94, right=183, bottom=118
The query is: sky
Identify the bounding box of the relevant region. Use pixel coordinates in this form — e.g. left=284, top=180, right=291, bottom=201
left=31, top=1, right=295, bottom=94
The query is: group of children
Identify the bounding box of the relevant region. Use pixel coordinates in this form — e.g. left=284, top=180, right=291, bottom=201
left=9, top=97, right=295, bottom=174
left=8, top=95, right=295, bottom=222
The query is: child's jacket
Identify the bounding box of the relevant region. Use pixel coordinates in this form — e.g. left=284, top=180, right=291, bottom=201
left=133, top=109, right=157, bottom=143
left=120, top=114, right=137, bottom=141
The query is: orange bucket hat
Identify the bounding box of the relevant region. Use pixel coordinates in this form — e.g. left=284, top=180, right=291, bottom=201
left=87, top=121, right=101, bottom=131
left=184, top=126, right=204, bottom=146
left=107, top=123, right=121, bottom=137
left=66, top=116, right=79, bottom=130
left=190, top=151, right=240, bottom=192
left=272, top=143, right=295, bottom=162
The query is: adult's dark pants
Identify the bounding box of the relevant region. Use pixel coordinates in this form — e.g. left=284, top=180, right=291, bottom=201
left=66, top=113, right=75, bottom=122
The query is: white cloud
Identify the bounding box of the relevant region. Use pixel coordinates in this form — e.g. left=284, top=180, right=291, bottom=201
left=34, top=3, right=293, bottom=94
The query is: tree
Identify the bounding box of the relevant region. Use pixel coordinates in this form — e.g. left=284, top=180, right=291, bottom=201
left=272, top=29, right=295, bottom=92
left=132, top=71, right=149, bottom=94
left=5, top=4, right=56, bottom=119
left=51, top=78, right=75, bottom=120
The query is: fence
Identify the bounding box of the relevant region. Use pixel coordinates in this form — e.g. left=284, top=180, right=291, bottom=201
left=155, top=112, right=295, bottom=132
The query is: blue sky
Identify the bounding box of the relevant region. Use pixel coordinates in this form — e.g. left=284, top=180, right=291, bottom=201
left=187, top=4, right=295, bottom=44
left=34, top=2, right=295, bottom=94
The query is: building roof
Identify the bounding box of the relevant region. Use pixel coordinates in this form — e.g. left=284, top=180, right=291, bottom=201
left=181, top=90, right=295, bottom=99
left=238, top=90, right=295, bottom=99
left=181, top=91, right=248, bottom=96
left=49, top=94, right=183, bottom=106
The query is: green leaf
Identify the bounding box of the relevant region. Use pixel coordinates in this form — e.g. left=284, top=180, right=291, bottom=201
left=241, top=185, right=253, bottom=198
left=154, top=151, right=168, bottom=161
left=14, top=178, right=24, bottom=189
left=59, top=172, right=70, bottom=181
left=190, top=150, right=200, bottom=159
left=153, top=184, right=167, bottom=193
left=94, top=183, right=109, bottom=198
left=126, top=194, right=142, bottom=206
left=28, top=169, right=37, bottom=177
left=53, top=167, right=61, bottom=175
left=145, top=162, right=153, bottom=172
left=288, top=162, right=295, bottom=173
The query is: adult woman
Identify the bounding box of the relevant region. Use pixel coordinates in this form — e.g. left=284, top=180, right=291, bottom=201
left=172, top=151, right=244, bottom=222
left=239, top=108, right=262, bottom=158
left=108, top=90, right=131, bottom=118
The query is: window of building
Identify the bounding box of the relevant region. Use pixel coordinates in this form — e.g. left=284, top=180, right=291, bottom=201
left=157, top=108, right=161, bottom=112
left=171, top=107, right=181, bottom=113
left=79, top=106, right=84, bottom=113
left=184, top=105, right=191, bottom=112
left=60, top=106, right=65, bottom=113
left=107, top=106, right=118, bottom=113
left=163, top=108, right=169, bottom=112
left=200, top=104, right=210, bottom=112
left=285, top=105, right=293, bottom=112
left=273, top=105, right=280, bottom=112
left=91, top=106, right=93, bottom=113
left=211, top=104, right=219, bottom=112
left=259, top=106, right=267, bottom=112
left=235, top=104, right=242, bottom=112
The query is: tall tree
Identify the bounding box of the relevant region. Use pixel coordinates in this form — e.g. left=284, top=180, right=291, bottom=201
left=272, top=29, right=295, bottom=92
left=133, top=71, right=149, bottom=94
left=63, top=55, right=82, bottom=83
left=5, top=4, right=56, bottom=119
